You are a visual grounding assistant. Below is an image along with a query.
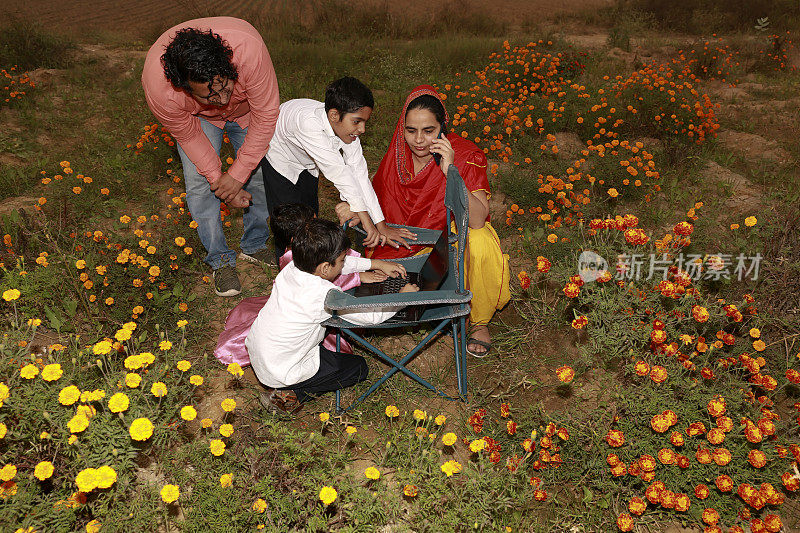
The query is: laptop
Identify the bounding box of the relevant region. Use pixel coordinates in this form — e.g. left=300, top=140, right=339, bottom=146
left=353, top=226, right=450, bottom=321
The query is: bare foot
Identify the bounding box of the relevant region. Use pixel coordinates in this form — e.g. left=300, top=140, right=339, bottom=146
left=467, top=324, right=491, bottom=356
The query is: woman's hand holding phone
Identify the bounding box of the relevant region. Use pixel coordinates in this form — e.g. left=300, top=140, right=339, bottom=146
left=429, top=134, right=455, bottom=174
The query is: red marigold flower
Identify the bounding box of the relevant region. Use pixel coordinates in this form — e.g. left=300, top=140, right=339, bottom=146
left=634, top=360, right=650, bottom=376
left=786, top=369, right=800, bottom=384
left=707, top=396, right=726, bottom=417
left=694, top=484, right=710, bottom=500
left=499, top=402, right=511, bottom=418
left=628, top=496, right=647, bottom=516
left=701, top=508, right=720, bottom=525
left=706, top=428, right=725, bottom=445
left=506, top=420, right=517, bottom=435
left=650, top=329, right=667, bottom=344
left=686, top=421, right=706, bottom=436
left=744, top=423, right=763, bottom=443
left=716, top=416, right=733, bottom=432
left=571, top=315, right=588, bottom=329
left=662, top=410, right=677, bottom=426
left=533, top=489, right=548, bottom=501
left=757, top=418, right=775, bottom=436
left=556, top=365, right=575, bottom=383
left=556, top=427, right=569, bottom=440
left=610, top=462, right=626, bottom=477
left=616, top=512, right=634, bottom=532
left=750, top=520, right=767, bottom=533
left=518, top=271, right=531, bottom=289
left=713, top=448, right=732, bottom=466
left=677, top=454, right=690, bottom=468
left=607, top=453, right=621, bottom=466
left=650, top=414, right=670, bottom=433
left=657, top=448, right=676, bottom=465
left=692, top=305, right=709, bottom=322
left=645, top=481, right=664, bottom=503
left=715, top=475, right=733, bottom=492
left=563, top=282, right=580, bottom=298
left=649, top=365, right=668, bottom=383
left=781, top=472, right=799, bottom=491
left=696, top=448, right=713, bottom=464
left=670, top=431, right=685, bottom=447
left=674, top=493, right=690, bottom=512
left=673, top=221, right=694, bottom=236
left=605, top=429, right=625, bottom=447
left=762, top=514, right=782, bottom=533
left=638, top=455, right=656, bottom=472
left=536, top=256, right=551, bottom=273
left=747, top=449, right=767, bottom=468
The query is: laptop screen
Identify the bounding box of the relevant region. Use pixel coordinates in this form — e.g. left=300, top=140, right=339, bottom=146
left=416, top=226, right=449, bottom=291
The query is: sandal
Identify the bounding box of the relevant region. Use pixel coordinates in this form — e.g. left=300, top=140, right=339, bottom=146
left=466, top=337, right=492, bottom=358
left=260, top=389, right=303, bottom=415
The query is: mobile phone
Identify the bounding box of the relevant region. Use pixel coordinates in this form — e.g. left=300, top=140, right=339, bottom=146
left=432, top=130, right=443, bottom=166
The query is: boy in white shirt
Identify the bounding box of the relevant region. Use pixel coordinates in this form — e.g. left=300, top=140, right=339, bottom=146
left=262, top=77, right=415, bottom=262
left=245, top=218, right=418, bottom=413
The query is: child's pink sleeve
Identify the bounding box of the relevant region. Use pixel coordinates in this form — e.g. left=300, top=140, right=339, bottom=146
left=335, top=249, right=362, bottom=290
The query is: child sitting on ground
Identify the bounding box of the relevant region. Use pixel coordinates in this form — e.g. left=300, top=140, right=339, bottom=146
left=213, top=204, right=396, bottom=366
left=245, top=218, right=417, bottom=413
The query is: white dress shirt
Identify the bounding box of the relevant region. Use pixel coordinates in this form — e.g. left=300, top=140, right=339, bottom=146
left=245, top=256, right=398, bottom=388
left=265, top=99, right=384, bottom=223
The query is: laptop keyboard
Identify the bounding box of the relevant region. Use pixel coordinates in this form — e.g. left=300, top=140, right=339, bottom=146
left=383, top=276, right=408, bottom=294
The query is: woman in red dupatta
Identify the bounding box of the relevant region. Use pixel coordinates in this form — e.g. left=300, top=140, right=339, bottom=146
left=369, top=85, right=510, bottom=356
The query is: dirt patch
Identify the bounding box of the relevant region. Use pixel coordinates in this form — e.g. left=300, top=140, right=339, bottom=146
left=716, top=129, right=793, bottom=165
left=0, top=196, right=38, bottom=218
left=699, top=160, right=763, bottom=218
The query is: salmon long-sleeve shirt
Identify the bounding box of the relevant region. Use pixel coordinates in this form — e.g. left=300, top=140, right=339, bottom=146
left=142, top=17, right=279, bottom=184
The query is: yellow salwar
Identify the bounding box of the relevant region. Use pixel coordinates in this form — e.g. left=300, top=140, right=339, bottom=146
left=465, top=221, right=511, bottom=325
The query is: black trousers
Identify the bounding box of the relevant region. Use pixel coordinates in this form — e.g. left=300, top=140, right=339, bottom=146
left=279, top=344, right=369, bottom=403
left=260, top=157, right=319, bottom=261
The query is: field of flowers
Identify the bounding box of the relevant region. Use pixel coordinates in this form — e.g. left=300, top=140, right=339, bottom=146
left=0, top=20, right=798, bottom=533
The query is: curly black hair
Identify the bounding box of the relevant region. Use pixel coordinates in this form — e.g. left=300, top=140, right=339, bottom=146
left=161, top=28, right=238, bottom=92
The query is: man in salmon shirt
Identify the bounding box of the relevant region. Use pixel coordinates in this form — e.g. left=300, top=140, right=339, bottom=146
left=142, top=17, right=279, bottom=297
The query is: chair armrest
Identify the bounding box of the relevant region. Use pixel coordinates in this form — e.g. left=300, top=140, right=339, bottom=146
left=325, top=288, right=472, bottom=311
left=350, top=224, right=443, bottom=246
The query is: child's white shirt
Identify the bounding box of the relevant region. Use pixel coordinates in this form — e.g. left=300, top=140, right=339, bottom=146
left=245, top=256, right=397, bottom=388
left=265, top=98, right=385, bottom=224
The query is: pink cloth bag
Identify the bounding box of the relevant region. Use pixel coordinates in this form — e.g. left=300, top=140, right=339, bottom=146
left=213, top=250, right=362, bottom=366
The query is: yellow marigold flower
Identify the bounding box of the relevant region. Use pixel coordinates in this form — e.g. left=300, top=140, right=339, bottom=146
left=75, top=260, right=86, bottom=269
left=139, top=352, right=155, bottom=366
left=221, top=398, right=236, bottom=412
left=95, top=465, right=117, bottom=489
left=219, top=423, right=234, bottom=437
left=753, top=339, right=766, bottom=352
left=1, top=464, right=18, bottom=481
left=160, top=484, right=180, bottom=503
left=124, top=355, right=143, bottom=370
left=180, top=405, right=197, bottom=421
left=440, top=460, right=462, bottom=477
left=149, top=266, right=160, bottom=277
left=435, top=415, right=447, bottom=426
left=108, top=393, right=130, bottom=413
left=385, top=405, right=400, bottom=418
left=201, top=418, right=213, bottom=429
left=159, top=340, right=172, bottom=351
left=86, top=519, right=101, bottom=533
left=68, top=435, right=78, bottom=445
left=0, top=423, right=6, bottom=439
left=470, top=438, right=486, bottom=453
left=749, top=328, right=761, bottom=338
left=177, top=319, right=188, bottom=328
left=319, top=412, right=330, bottom=423
left=226, top=363, right=244, bottom=377
left=125, top=373, right=141, bottom=388
left=345, top=426, right=357, bottom=435
left=220, top=473, right=233, bottom=488
left=176, top=360, right=191, bottom=372
left=20, top=363, right=39, bottom=379
left=744, top=216, right=757, bottom=227
left=2, top=289, right=21, bottom=301
left=93, top=341, right=113, bottom=355
left=119, top=215, right=131, bottom=224
left=105, top=297, right=114, bottom=305
left=607, top=188, right=619, bottom=198
left=88, top=389, right=105, bottom=402
left=114, top=328, right=132, bottom=342
left=365, top=467, right=380, bottom=480
left=129, top=418, right=154, bottom=440
left=209, top=439, right=226, bottom=456
left=27, top=318, right=42, bottom=327
left=175, top=236, right=186, bottom=246
left=122, top=321, right=137, bottom=331
left=0, top=382, right=8, bottom=401
left=146, top=246, right=156, bottom=255
left=33, top=461, right=54, bottom=481
left=151, top=382, right=167, bottom=397
left=189, top=375, right=203, bottom=386
left=75, top=468, right=98, bottom=492
left=252, top=498, right=267, bottom=513
left=41, top=363, right=63, bottom=382
left=547, top=233, right=558, bottom=243
left=76, top=404, right=96, bottom=419
left=319, top=486, right=337, bottom=506
left=442, top=433, right=457, bottom=446
left=413, top=409, right=427, bottom=421
left=68, top=414, right=90, bottom=433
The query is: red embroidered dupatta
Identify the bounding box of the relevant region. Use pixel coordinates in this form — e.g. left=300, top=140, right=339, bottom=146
left=371, top=85, right=490, bottom=260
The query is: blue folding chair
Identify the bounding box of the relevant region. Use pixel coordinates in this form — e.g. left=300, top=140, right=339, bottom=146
left=323, top=165, right=472, bottom=412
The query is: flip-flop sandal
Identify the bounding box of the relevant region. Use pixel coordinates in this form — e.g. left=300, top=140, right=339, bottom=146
left=466, top=337, right=492, bottom=358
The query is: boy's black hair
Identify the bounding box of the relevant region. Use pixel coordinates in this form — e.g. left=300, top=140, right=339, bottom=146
left=324, top=76, right=374, bottom=116
left=407, top=94, right=446, bottom=128
left=161, top=28, right=239, bottom=92
left=293, top=219, right=351, bottom=274
left=269, top=203, right=316, bottom=249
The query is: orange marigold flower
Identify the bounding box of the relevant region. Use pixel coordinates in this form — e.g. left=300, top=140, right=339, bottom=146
left=556, top=365, right=575, bottom=383
left=605, top=429, right=625, bottom=447
left=616, top=512, right=634, bottom=531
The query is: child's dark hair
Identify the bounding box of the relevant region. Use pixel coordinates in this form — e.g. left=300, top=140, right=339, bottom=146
left=269, top=203, right=316, bottom=248
left=293, top=219, right=351, bottom=274
left=407, top=94, right=446, bottom=127
left=161, top=28, right=239, bottom=92
left=325, top=77, right=374, bottom=115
